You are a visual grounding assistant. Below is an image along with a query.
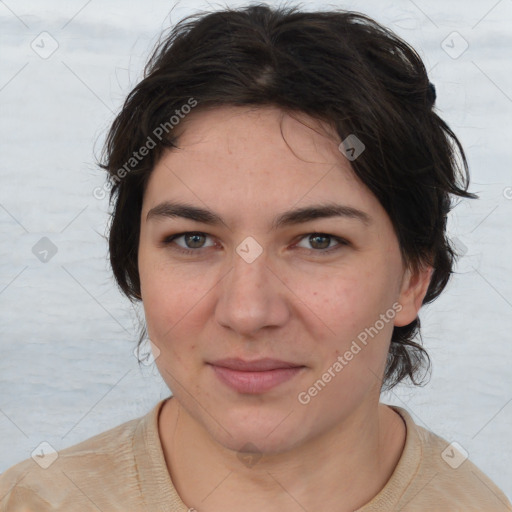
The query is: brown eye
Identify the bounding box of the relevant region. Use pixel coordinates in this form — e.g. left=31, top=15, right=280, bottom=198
left=295, top=233, right=349, bottom=254
left=309, top=234, right=331, bottom=250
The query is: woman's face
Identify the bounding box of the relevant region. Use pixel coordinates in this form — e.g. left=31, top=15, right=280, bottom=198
left=138, top=106, right=430, bottom=454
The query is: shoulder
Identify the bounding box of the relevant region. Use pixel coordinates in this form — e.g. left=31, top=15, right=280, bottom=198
left=0, top=408, right=151, bottom=512
left=391, top=405, right=512, bottom=511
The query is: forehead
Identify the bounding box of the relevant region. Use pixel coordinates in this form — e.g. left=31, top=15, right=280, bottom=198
left=149, top=106, right=356, bottom=184
left=142, top=105, right=385, bottom=228
left=172, top=105, right=340, bottom=154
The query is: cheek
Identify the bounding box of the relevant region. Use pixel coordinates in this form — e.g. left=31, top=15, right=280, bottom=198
left=139, top=253, right=203, bottom=346
left=142, top=277, right=201, bottom=337
left=299, top=266, right=398, bottom=379
left=297, top=266, right=395, bottom=336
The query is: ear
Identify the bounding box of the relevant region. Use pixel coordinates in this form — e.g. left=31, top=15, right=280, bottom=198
left=393, top=264, right=433, bottom=327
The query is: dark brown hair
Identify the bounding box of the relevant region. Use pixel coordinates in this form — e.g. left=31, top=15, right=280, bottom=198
left=99, top=3, right=477, bottom=391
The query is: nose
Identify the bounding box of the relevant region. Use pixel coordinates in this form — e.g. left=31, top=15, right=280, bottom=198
left=214, top=247, right=290, bottom=336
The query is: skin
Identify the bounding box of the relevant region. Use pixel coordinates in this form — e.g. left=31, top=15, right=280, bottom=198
left=138, top=105, right=433, bottom=512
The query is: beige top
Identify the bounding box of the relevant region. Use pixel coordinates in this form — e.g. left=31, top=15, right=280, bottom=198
left=1, top=397, right=511, bottom=511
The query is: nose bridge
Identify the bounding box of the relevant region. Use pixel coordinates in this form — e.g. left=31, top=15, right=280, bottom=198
left=226, top=247, right=271, bottom=308
left=215, top=245, right=288, bottom=333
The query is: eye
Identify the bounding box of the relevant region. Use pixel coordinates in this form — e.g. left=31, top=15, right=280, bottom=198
left=161, top=232, right=215, bottom=255
left=161, top=231, right=349, bottom=256
left=295, top=233, right=349, bottom=254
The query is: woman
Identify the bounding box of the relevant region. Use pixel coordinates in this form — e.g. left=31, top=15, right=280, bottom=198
left=1, top=4, right=511, bottom=511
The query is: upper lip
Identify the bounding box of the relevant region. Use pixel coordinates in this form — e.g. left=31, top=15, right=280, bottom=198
left=208, top=358, right=304, bottom=371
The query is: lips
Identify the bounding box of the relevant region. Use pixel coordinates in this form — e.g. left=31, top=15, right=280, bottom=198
left=207, top=358, right=305, bottom=394
left=209, top=357, right=303, bottom=371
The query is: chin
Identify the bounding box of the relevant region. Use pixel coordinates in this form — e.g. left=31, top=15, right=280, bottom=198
left=201, top=400, right=310, bottom=456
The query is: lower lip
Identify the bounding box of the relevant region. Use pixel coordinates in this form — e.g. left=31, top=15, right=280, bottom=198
left=209, top=365, right=305, bottom=394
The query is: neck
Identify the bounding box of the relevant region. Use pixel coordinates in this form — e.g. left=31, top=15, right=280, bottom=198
left=158, top=397, right=406, bottom=512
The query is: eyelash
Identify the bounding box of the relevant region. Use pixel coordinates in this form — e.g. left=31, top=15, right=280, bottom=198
left=160, top=232, right=350, bottom=256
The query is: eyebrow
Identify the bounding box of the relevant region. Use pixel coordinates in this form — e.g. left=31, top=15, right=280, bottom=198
left=146, top=201, right=372, bottom=229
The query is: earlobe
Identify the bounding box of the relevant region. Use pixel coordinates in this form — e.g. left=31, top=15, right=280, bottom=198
left=393, top=265, right=433, bottom=327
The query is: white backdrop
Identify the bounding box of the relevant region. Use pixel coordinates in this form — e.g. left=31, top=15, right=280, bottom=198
left=1, top=0, right=511, bottom=501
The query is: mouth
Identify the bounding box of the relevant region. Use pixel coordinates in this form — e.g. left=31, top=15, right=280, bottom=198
left=207, top=358, right=306, bottom=394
